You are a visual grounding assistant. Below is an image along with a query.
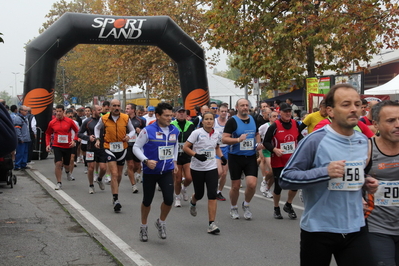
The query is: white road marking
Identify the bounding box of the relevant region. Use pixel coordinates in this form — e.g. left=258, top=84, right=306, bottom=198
left=33, top=170, right=152, bottom=266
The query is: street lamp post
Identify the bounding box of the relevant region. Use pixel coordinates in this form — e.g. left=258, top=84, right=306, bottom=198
left=11, top=72, right=19, bottom=98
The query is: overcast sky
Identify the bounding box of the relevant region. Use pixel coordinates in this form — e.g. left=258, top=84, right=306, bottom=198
left=0, top=1, right=227, bottom=99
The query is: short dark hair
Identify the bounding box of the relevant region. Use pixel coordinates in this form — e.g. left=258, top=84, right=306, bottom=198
left=286, top=98, right=293, bottom=103
left=361, top=99, right=368, bottom=105
left=65, top=108, right=74, bottom=114
left=275, top=99, right=281, bottom=105
left=10, top=105, right=18, bottom=112
left=371, top=100, right=399, bottom=123
left=202, top=112, right=215, bottom=121
left=220, top=103, right=228, bottom=109
left=102, top=101, right=110, bottom=107
left=325, top=84, right=357, bottom=108
left=127, top=103, right=137, bottom=110
left=56, top=104, right=65, bottom=111
left=155, top=102, right=173, bottom=115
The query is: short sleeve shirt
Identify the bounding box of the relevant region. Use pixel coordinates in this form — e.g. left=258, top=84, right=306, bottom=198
left=187, top=128, right=220, bottom=171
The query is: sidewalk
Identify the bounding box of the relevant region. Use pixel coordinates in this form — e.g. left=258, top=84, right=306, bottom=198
left=0, top=167, right=119, bottom=266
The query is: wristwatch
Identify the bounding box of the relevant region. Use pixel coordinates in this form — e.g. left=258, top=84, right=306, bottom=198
left=143, top=159, right=148, bottom=165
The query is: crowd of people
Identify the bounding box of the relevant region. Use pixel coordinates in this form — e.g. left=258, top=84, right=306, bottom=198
left=3, top=84, right=399, bottom=265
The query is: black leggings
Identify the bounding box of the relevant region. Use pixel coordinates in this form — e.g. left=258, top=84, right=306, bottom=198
left=191, top=168, right=218, bottom=201
left=142, top=171, right=174, bottom=207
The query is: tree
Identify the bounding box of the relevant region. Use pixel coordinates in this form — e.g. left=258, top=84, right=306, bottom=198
left=0, top=91, right=12, bottom=104
left=206, top=0, right=399, bottom=91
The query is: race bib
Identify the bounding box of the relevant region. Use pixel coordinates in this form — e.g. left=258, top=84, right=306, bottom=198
left=328, top=161, right=364, bottom=191
left=178, top=143, right=184, bottom=153
left=200, top=148, right=215, bottom=160
left=281, top=141, right=295, bottom=154
left=58, top=135, right=68, bottom=143
left=240, top=138, right=254, bottom=151
left=128, top=134, right=137, bottom=143
left=110, top=142, right=123, bottom=152
left=86, top=151, right=94, bottom=161
left=374, top=181, right=399, bottom=206
left=158, top=145, right=174, bottom=160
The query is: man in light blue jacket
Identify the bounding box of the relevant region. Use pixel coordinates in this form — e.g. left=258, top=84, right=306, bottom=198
left=13, top=106, right=31, bottom=170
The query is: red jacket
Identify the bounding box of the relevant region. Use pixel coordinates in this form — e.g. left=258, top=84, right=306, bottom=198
left=46, top=116, right=79, bottom=148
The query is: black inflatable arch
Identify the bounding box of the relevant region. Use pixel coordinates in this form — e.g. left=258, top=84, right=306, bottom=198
left=23, top=12, right=209, bottom=158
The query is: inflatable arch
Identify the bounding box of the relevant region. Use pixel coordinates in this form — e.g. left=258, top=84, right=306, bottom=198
left=23, top=12, right=209, bottom=159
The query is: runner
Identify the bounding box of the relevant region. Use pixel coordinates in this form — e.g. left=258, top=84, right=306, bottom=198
left=94, top=99, right=136, bottom=212
left=213, top=103, right=229, bottom=201
left=170, top=106, right=195, bottom=207
left=263, top=102, right=302, bottom=219
left=45, top=104, right=79, bottom=190
left=258, top=110, right=278, bottom=198
left=280, top=84, right=378, bottom=266
left=78, top=105, right=106, bottom=194
left=298, top=100, right=328, bottom=134
left=125, top=103, right=146, bottom=193
left=183, top=112, right=227, bottom=234
left=133, top=102, right=179, bottom=242
left=222, top=98, right=264, bottom=220
left=365, top=100, right=399, bottom=266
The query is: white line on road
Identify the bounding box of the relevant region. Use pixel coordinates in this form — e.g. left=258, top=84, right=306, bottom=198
left=33, top=170, right=152, bottom=266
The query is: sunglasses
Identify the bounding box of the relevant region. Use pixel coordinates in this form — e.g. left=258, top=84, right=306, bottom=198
left=210, top=107, right=218, bottom=110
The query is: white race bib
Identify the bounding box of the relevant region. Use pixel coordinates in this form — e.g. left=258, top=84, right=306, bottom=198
left=240, top=138, right=254, bottom=151
left=374, top=181, right=399, bottom=206
left=58, top=135, right=68, bottom=143
left=281, top=141, right=295, bottom=154
left=158, top=145, right=174, bottom=160
left=328, top=161, right=364, bottom=191
left=110, top=142, right=123, bottom=152
left=200, top=148, right=215, bottom=160
left=178, top=143, right=184, bottom=153
left=86, top=151, right=94, bottom=161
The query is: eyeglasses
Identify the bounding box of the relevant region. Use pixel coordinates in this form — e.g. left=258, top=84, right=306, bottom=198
left=210, top=107, right=218, bottom=110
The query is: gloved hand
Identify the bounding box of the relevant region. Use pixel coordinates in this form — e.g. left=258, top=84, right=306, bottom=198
left=194, top=153, right=207, bottom=162
left=221, top=156, right=227, bottom=165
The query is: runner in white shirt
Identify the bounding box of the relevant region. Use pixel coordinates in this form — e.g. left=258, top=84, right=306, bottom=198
left=183, top=112, right=227, bottom=234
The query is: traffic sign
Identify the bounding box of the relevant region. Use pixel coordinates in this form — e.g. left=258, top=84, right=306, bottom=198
left=64, top=100, right=70, bottom=106
left=63, top=94, right=69, bottom=101
left=17, top=95, right=23, bottom=102
left=71, top=97, right=77, bottom=104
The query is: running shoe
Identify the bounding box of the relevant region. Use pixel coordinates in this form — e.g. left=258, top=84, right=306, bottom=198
left=97, top=179, right=105, bottom=190
left=263, top=189, right=273, bottom=198
left=299, top=189, right=303, bottom=203
left=55, top=182, right=62, bottom=190
left=242, top=202, right=253, bottom=220
left=207, top=222, right=220, bottom=235
left=260, top=180, right=267, bottom=193
left=230, top=207, right=240, bottom=219
left=94, top=173, right=99, bottom=182
left=283, top=203, right=297, bottom=219
left=132, top=185, right=138, bottom=194
left=104, top=175, right=111, bottom=185
left=174, top=195, right=182, bottom=207
left=66, top=173, right=75, bottom=181
left=274, top=207, right=283, bottom=219
left=84, top=166, right=88, bottom=174
left=139, top=225, right=148, bottom=242
left=190, top=201, right=197, bottom=217
left=216, top=192, right=226, bottom=201
left=113, top=200, right=122, bottom=212
left=135, top=172, right=142, bottom=184
left=124, top=169, right=128, bottom=176
left=181, top=185, right=189, bottom=201
left=155, top=219, right=167, bottom=239
left=89, top=186, right=95, bottom=194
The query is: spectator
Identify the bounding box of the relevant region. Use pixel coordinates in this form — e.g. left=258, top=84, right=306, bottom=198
left=13, top=106, right=31, bottom=170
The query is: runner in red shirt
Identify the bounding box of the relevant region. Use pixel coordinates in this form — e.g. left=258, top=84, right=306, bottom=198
left=45, top=104, right=79, bottom=190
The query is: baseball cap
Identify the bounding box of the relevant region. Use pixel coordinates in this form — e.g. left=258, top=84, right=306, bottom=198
left=279, top=102, right=292, bottom=112
left=175, top=106, right=186, bottom=112
left=147, top=106, right=155, bottom=111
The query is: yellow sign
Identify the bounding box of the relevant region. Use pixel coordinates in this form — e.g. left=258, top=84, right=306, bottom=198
left=306, top=78, right=319, bottom=94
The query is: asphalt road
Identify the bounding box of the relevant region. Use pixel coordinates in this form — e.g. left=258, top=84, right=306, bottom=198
left=25, top=155, right=315, bottom=266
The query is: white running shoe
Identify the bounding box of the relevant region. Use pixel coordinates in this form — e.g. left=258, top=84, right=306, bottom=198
left=155, top=219, right=167, bottom=239
left=89, top=186, right=95, bottom=194
left=181, top=185, right=189, bottom=201
left=104, top=175, right=111, bottom=185
left=94, top=173, right=99, bottom=182
left=263, top=190, right=273, bottom=198
left=139, top=225, right=148, bottom=242
left=242, top=202, right=253, bottom=220
left=66, top=173, right=75, bottom=181
left=174, top=195, right=182, bottom=207
left=230, top=207, right=240, bottom=219
left=97, top=180, right=105, bottom=190
left=84, top=166, right=88, bottom=174
left=190, top=199, right=197, bottom=217
left=135, top=172, right=142, bottom=184
left=55, top=182, right=62, bottom=190
left=207, top=222, right=220, bottom=234
left=132, top=185, right=138, bottom=193
left=260, top=180, right=267, bottom=193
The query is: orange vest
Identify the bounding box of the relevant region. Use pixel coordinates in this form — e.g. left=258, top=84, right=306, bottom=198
left=102, top=113, right=129, bottom=150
